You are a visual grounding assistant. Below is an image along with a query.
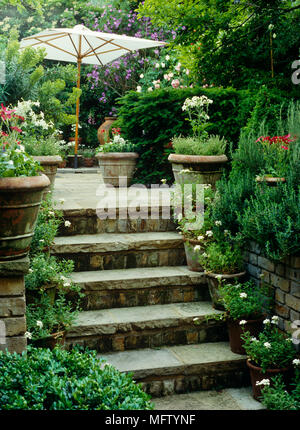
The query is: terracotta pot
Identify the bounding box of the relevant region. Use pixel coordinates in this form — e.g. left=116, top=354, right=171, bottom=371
left=0, top=174, right=50, bottom=261
left=67, top=155, right=83, bottom=168
left=256, top=176, right=286, bottom=187
left=168, top=153, right=228, bottom=188
left=96, top=152, right=139, bottom=187
left=68, top=137, right=82, bottom=143
left=33, top=156, right=62, bottom=198
left=31, top=330, right=66, bottom=350
left=83, top=157, right=94, bottom=168
left=246, top=360, right=293, bottom=401
left=26, top=283, right=57, bottom=305
left=183, top=237, right=205, bottom=272
left=58, top=159, right=67, bottom=168
left=206, top=271, right=246, bottom=310
left=227, top=316, right=264, bottom=355
left=97, top=116, right=118, bottom=145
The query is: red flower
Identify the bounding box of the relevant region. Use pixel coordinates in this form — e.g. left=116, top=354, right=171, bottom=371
left=281, top=146, right=289, bottom=150
left=1, top=131, right=8, bottom=136
left=10, top=126, right=23, bottom=133
left=0, top=104, right=15, bottom=121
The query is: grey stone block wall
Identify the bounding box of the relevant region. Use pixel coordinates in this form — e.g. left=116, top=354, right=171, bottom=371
left=0, top=258, right=29, bottom=353
left=244, top=242, right=300, bottom=339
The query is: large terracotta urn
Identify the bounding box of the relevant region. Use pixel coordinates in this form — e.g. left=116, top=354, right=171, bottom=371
left=0, top=174, right=50, bottom=260
left=97, top=117, right=118, bottom=145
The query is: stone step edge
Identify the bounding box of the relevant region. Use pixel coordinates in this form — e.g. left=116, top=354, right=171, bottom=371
left=99, top=342, right=247, bottom=381
left=58, top=206, right=174, bottom=217
left=71, top=266, right=207, bottom=291
left=66, top=302, right=224, bottom=338
left=52, top=232, right=183, bottom=254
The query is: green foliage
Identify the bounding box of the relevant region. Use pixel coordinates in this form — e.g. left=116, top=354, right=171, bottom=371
left=241, top=320, right=297, bottom=373
left=24, top=135, right=65, bottom=156
left=220, top=280, right=272, bottom=321
left=0, top=144, right=41, bottom=177
left=172, top=135, right=227, bottom=156
left=29, top=197, right=63, bottom=256
left=116, top=86, right=255, bottom=183
left=0, top=346, right=153, bottom=409
left=199, top=240, right=244, bottom=275
left=260, top=369, right=300, bottom=410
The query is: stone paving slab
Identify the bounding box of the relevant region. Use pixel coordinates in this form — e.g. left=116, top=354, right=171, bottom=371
left=153, top=387, right=265, bottom=410
left=53, top=173, right=173, bottom=211
left=99, top=342, right=245, bottom=379
left=52, top=232, right=183, bottom=254
left=71, top=266, right=207, bottom=290
left=67, top=301, right=223, bottom=337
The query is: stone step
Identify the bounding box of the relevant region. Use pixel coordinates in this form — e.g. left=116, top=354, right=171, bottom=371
left=71, top=266, right=209, bottom=310
left=65, top=302, right=227, bottom=352
left=58, top=208, right=176, bottom=236
left=99, top=342, right=249, bottom=397
left=52, top=232, right=185, bottom=271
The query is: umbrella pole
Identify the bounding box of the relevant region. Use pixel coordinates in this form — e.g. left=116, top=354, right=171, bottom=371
left=74, top=57, right=82, bottom=169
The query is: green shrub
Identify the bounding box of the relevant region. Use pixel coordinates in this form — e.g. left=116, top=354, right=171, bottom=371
left=199, top=240, right=244, bottom=275
left=0, top=347, right=153, bottom=410
left=116, top=86, right=255, bottom=183
left=172, top=135, right=227, bottom=156
left=260, top=368, right=300, bottom=410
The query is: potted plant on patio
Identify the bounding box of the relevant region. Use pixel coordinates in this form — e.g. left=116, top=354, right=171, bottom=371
left=242, top=317, right=298, bottom=400
left=80, top=147, right=96, bottom=167
left=255, top=134, right=296, bottom=186
left=168, top=95, right=228, bottom=187
left=173, top=184, right=215, bottom=272
left=219, top=280, right=272, bottom=354
left=0, top=104, right=50, bottom=261
left=96, top=127, right=139, bottom=187
left=199, top=238, right=246, bottom=310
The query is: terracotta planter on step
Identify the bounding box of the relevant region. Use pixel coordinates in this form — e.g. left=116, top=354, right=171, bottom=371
left=206, top=271, right=246, bottom=310
left=0, top=174, right=50, bottom=260
left=31, top=330, right=66, bottom=350
left=168, top=153, right=228, bottom=188
left=83, top=157, right=94, bottom=168
left=183, top=237, right=205, bottom=272
left=33, top=156, right=62, bottom=197
left=227, top=316, right=264, bottom=355
left=247, top=360, right=293, bottom=401
left=256, top=176, right=286, bottom=187
left=96, top=152, right=139, bottom=187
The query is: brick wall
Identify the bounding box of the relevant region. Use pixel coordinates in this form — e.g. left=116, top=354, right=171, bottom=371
left=244, top=241, right=300, bottom=337
left=0, top=258, right=28, bottom=353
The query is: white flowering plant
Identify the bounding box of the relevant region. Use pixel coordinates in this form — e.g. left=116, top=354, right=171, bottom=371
left=241, top=318, right=298, bottom=373
left=97, top=127, right=136, bottom=153
left=219, top=280, right=272, bottom=321
left=182, top=95, right=213, bottom=140
left=199, top=239, right=244, bottom=275
left=0, top=104, right=41, bottom=177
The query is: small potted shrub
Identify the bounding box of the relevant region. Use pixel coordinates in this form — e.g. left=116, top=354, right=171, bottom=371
left=174, top=184, right=215, bottom=272
left=0, top=104, right=50, bottom=260
left=96, top=127, right=138, bottom=187
left=259, top=360, right=300, bottom=410
left=80, top=147, right=95, bottom=167
left=242, top=317, right=298, bottom=400
left=168, top=96, right=228, bottom=187
left=255, top=134, right=296, bottom=186
left=220, top=280, right=272, bottom=354
left=199, top=239, right=246, bottom=310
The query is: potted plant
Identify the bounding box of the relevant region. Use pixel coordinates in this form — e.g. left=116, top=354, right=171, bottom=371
left=173, top=184, right=215, bottom=272
left=25, top=253, right=76, bottom=305
left=0, top=104, right=50, bottom=261
left=168, top=96, right=228, bottom=187
left=199, top=238, right=246, bottom=310
left=80, top=147, right=95, bottom=167
left=14, top=100, right=63, bottom=194
left=255, top=134, right=296, bottom=186
left=96, top=127, right=139, bottom=187
left=242, top=317, right=298, bottom=400
left=219, top=280, right=272, bottom=354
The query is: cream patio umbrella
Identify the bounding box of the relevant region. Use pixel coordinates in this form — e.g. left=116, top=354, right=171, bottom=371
left=20, top=24, right=166, bottom=167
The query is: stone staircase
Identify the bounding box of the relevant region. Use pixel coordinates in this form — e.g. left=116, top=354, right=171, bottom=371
left=52, top=183, right=249, bottom=397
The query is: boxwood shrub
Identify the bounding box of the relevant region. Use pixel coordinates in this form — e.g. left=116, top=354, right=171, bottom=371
left=0, top=347, right=153, bottom=410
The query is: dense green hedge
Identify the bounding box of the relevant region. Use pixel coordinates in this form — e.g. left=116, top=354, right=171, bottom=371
left=116, top=86, right=290, bottom=184
left=0, top=347, right=153, bottom=410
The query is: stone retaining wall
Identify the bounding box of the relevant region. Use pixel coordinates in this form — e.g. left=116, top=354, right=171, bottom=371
left=244, top=242, right=300, bottom=337
left=0, top=258, right=28, bottom=353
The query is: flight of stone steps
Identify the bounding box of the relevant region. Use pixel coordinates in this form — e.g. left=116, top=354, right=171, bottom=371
left=52, top=195, right=249, bottom=397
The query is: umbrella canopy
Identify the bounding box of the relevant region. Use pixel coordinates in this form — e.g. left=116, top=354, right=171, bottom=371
left=20, top=25, right=166, bottom=166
